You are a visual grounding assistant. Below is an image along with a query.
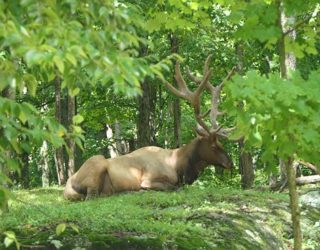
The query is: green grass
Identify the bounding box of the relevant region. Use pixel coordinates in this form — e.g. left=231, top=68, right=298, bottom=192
left=1, top=185, right=319, bottom=249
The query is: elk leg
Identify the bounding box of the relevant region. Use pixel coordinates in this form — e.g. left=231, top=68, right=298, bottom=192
left=85, top=188, right=99, bottom=200
left=141, top=179, right=177, bottom=191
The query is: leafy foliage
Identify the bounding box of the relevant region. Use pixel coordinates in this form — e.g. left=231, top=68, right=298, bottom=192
left=0, top=0, right=172, bottom=204
left=224, top=70, right=320, bottom=169
left=0, top=0, right=153, bottom=95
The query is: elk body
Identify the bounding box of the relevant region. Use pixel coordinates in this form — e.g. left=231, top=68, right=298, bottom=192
left=64, top=56, right=235, bottom=201
left=64, top=135, right=232, bottom=200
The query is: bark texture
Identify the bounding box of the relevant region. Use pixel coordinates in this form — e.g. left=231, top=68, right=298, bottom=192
left=278, top=4, right=302, bottom=249
left=236, top=43, right=254, bottom=189
left=67, top=95, right=75, bottom=178
left=137, top=44, right=157, bottom=148
left=40, top=141, right=50, bottom=187
left=286, top=158, right=302, bottom=250
left=54, top=76, right=66, bottom=185
left=170, top=33, right=182, bottom=148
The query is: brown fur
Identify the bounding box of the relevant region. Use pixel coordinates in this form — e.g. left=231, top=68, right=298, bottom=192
left=64, top=136, right=232, bottom=201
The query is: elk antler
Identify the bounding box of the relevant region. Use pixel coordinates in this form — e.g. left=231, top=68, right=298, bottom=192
left=163, top=55, right=236, bottom=139
left=163, top=60, right=213, bottom=135
left=186, top=56, right=236, bottom=138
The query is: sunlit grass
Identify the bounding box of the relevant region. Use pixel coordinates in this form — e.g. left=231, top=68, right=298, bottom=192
left=1, top=185, right=319, bottom=249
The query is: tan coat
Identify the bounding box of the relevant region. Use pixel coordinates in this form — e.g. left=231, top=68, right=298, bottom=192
left=64, top=136, right=232, bottom=200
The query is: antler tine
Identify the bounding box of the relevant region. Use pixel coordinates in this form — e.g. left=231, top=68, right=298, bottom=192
left=194, top=68, right=212, bottom=100
left=164, top=81, right=186, bottom=99
left=217, top=66, right=237, bottom=89
left=201, top=109, right=211, bottom=119
left=203, top=54, right=213, bottom=76
left=163, top=56, right=236, bottom=138
left=174, top=62, right=190, bottom=94
left=186, top=66, right=201, bottom=84
left=161, top=61, right=193, bottom=102
left=208, top=66, right=237, bottom=138
left=191, top=65, right=214, bottom=135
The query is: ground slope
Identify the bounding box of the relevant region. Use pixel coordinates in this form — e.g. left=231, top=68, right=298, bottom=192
left=0, top=186, right=319, bottom=249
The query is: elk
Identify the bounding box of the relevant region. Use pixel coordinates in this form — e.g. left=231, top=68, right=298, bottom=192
left=64, top=56, right=235, bottom=201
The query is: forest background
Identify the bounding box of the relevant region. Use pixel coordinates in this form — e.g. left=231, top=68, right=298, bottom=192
left=0, top=0, right=319, bottom=249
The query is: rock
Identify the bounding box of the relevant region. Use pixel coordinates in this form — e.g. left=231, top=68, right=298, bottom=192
left=300, top=190, right=320, bottom=208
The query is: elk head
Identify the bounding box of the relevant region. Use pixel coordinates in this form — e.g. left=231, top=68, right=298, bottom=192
left=162, top=55, right=236, bottom=170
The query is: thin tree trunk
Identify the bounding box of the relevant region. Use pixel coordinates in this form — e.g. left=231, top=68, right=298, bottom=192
left=278, top=3, right=302, bottom=249
left=67, top=95, right=75, bottom=177
left=54, top=76, right=66, bottom=185
left=1, top=87, right=16, bottom=212
left=106, top=125, right=117, bottom=158
left=236, top=42, right=254, bottom=189
left=128, top=138, right=136, bottom=153
left=20, top=152, right=29, bottom=188
left=40, top=141, right=50, bottom=187
left=239, top=140, right=254, bottom=189
left=114, top=120, right=124, bottom=155
left=170, top=33, right=182, bottom=148
left=286, top=158, right=302, bottom=250
left=278, top=6, right=297, bottom=187
left=0, top=153, right=10, bottom=213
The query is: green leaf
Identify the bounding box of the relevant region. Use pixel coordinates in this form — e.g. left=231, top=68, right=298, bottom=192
left=69, top=88, right=80, bottom=97
left=18, top=110, right=28, bottom=124
left=56, top=223, right=66, bottom=236
left=69, top=46, right=87, bottom=59
left=25, top=50, right=43, bottom=66
left=66, top=53, right=77, bottom=66
left=3, top=231, right=18, bottom=249
left=72, top=115, right=84, bottom=124
left=70, top=224, right=80, bottom=233
left=4, top=237, right=14, bottom=248
left=73, top=125, right=83, bottom=134
left=6, top=159, right=20, bottom=172
left=53, top=55, right=64, bottom=74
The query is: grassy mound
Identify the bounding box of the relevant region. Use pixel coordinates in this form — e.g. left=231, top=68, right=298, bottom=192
left=1, top=186, right=319, bottom=249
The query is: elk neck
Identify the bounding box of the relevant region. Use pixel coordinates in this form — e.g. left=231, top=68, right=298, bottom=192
left=172, top=138, right=208, bottom=185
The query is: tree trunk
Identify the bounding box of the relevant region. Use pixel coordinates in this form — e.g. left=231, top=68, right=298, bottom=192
left=236, top=42, right=254, bottom=189
left=170, top=33, right=182, bottom=148
left=54, top=76, right=66, bottom=185
left=1, top=87, right=16, bottom=212
left=106, top=125, right=118, bottom=158
left=239, top=140, right=254, bottom=189
left=40, top=141, right=50, bottom=187
left=114, top=121, right=125, bottom=155
left=20, top=152, right=29, bottom=188
left=137, top=78, right=157, bottom=148
left=278, top=4, right=302, bottom=249
left=67, top=95, right=75, bottom=177
left=0, top=154, right=9, bottom=213
left=278, top=7, right=297, bottom=187
left=136, top=43, right=157, bottom=148
left=286, top=158, right=302, bottom=250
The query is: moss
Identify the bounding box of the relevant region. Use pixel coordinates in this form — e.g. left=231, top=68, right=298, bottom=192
left=0, top=186, right=319, bottom=249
